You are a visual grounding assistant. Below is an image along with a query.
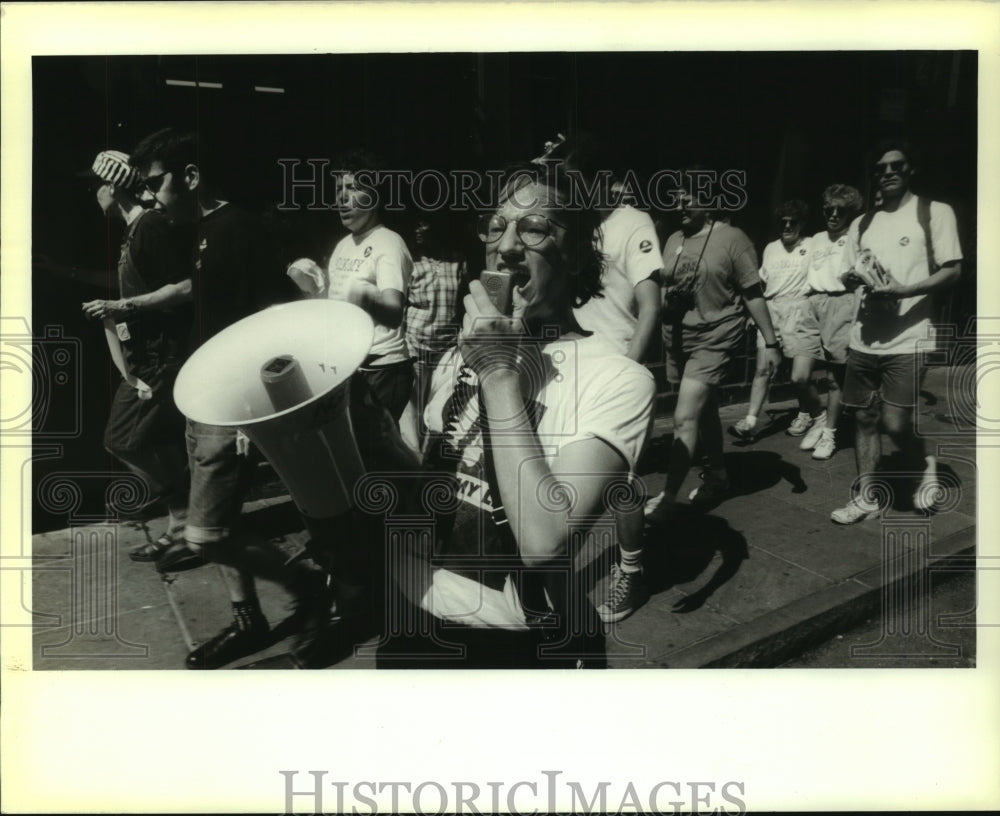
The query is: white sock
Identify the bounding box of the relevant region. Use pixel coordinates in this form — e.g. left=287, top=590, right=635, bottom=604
left=744, top=414, right=758, bottom=428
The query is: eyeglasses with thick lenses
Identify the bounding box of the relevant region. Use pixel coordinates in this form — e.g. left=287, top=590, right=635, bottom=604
left=823, top=205, right=846, bottom=217
left=873, top=160, right=907, bottom=176
left=476, top=213, right=566, bottom=247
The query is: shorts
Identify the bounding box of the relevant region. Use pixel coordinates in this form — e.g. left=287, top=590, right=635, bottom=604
left=755, top=298, right=822, bottom=360
left=103, top=366, right=185, bottom=454
left=359, top=358, right=415, bottom=423
left=807, top=291, right=857, bottom=364
left=842, top=350, right=926, bottom=409
left=664, top=317, right=742, bottom=386
left=184, top=419, right=255, bottom=545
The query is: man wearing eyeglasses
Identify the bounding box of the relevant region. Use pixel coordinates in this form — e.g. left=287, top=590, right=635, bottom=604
left=129, top=127, right=333, bottom=669
left=831, top=140, right=962, bottom=524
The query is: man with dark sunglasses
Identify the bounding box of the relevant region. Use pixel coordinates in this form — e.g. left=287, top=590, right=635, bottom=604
left=129, top=127, right=333, bottom=668
left=831, top=140, right=962, bottom=524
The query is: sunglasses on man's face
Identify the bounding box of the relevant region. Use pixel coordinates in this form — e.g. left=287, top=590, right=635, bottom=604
left=780, top=218, right=800, bottom=228
left=873, top=160, right=908, bottom=176
left=823, top=205, right=848, bottom=217
left=141, top=169, right=172, bottom=194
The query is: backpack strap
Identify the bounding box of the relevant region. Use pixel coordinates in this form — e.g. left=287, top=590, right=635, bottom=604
left=856, top=208, right=877, bottom=245
left=917, top=196, right=936, bottom=273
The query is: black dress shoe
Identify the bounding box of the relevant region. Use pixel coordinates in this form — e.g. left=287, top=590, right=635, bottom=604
left=289, top=576, right=337, bottom=669
left=155, top=541, right=205, bottom=573
left=186, top=621, right=270, bottom=669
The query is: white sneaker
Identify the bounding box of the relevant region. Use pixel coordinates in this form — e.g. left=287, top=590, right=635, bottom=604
left=799, top=411, right=828, bottom=450
left=787, top=411, right=815, bottom=437
left=913, top=467, right=941, bottom=512
left=830, top=497, right=881, bottom=525
left=811, top=428, right=837, bottom=460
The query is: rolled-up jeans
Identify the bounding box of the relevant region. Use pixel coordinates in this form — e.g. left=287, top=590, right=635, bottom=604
left=184, top=419, right=255, bottom=546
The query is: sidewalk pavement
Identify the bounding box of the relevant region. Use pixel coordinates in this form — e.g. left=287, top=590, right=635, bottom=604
left=30, top=365, right=977, bottom=670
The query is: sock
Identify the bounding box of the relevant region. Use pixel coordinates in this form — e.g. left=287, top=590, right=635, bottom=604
left=232, top=598, right=264, bottom=632
left=619, top=548, right=642, bottom=575
left=744, top=414, right=758, bottom=428
left=797, top=411, right=811, bottom=422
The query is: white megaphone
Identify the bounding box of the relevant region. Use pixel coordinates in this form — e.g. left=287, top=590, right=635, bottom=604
left=174, top=299, right=375, bottom=522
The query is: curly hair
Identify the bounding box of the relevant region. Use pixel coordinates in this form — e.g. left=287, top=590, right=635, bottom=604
left=495, top=162, right=606, bottom=309
left=774, top=199, right=809, bottom=223
left=821, top=184, right=864, bottom=216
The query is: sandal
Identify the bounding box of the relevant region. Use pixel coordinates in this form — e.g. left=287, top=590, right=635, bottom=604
left=129, top=535, right=174, bottom=563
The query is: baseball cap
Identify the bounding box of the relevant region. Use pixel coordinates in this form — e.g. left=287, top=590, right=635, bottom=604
left=85, top=149, right=143, bottom=194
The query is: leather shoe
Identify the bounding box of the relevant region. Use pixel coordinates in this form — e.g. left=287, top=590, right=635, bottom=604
left=186, top=621, right=270, bottom=669
left=155, top=541, right=205, bottom=573
left=289, top=575, right=337, bottom=669
left=130, top=535, right=173, bottom=563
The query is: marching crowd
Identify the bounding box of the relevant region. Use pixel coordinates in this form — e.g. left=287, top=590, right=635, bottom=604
left=79, top=128, right=962, bottom=668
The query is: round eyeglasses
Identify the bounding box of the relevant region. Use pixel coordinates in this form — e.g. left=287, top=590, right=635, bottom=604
left=476, top=213, right=567, bottom=247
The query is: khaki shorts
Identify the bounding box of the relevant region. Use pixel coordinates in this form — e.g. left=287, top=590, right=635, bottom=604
left=807, top=291, right=857, bottom=365
left=755, top=297, right=822, bottom=360
left=664, top=317, right=742, bottom=386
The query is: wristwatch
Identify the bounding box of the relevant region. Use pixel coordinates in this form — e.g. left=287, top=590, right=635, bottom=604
left=765, top=340, right=780, bottom=349
left=120, top=299, right=137, bottom=313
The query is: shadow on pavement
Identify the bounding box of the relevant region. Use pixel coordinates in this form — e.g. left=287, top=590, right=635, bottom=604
left=642, top=505, right=750, bottom=612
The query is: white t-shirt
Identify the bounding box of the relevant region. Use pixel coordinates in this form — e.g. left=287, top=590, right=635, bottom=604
left=807, top=230, right=851, bottom=293
left=574, top=205, right=662, bottom=354
left=759, top=237, right=812, bottom=300
left=404, top=332, right=656, bottom=627
left=842, top=196, right=962, bottom=355
left=327, top=224, right=413, bottom=363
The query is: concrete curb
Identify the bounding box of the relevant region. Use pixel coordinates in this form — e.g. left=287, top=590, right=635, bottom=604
left=657, top=525, right=976, bottom=668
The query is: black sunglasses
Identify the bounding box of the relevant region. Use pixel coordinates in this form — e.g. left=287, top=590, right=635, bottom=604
left=873, top=160, right=907, bottom=176
left=140, top=169, right=173, bottom=194
left=823, top=205, right=847, bottom=216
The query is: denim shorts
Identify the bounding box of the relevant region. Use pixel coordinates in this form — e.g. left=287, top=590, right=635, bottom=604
left=184, top=419, right=255, bottom=545
left=842, top=350, right=926, bottom=409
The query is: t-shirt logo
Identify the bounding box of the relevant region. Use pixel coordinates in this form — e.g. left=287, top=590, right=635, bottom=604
left=363, top=246, right=373, bottom=258
left=837, top=237, right=846, bottom=246
left=899, top=236, right=910, bottom=246
left=639, top=239, right=652, bottom=253
left=799, top=248, right=807, bottom=255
